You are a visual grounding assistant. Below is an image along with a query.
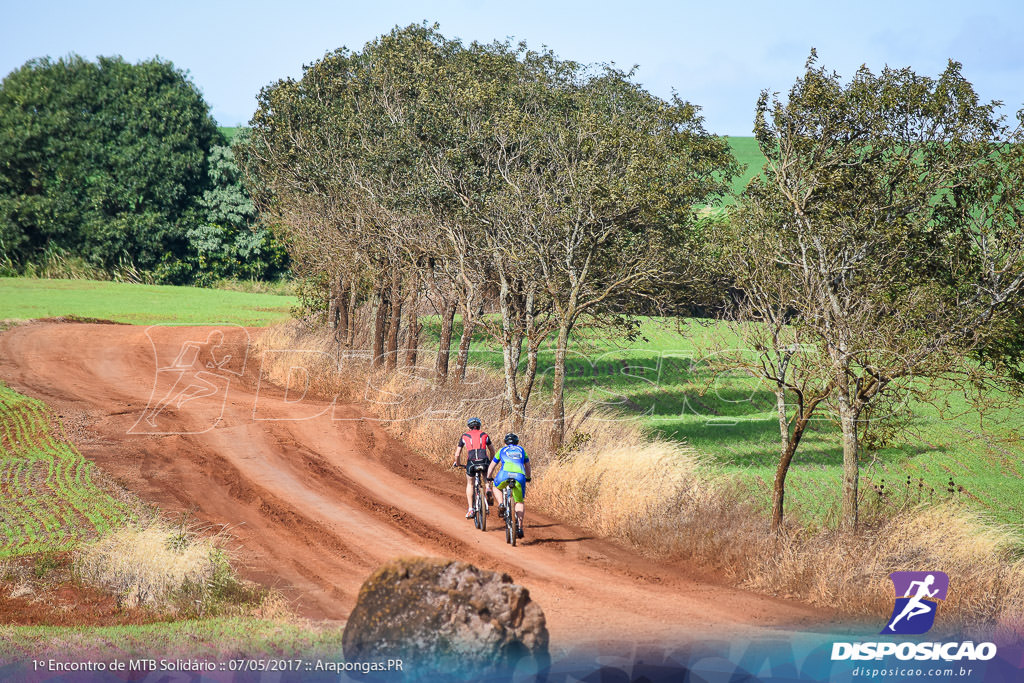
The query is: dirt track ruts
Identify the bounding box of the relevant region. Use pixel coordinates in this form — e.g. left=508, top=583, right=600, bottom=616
left=0, top=322, right=836, bottom=648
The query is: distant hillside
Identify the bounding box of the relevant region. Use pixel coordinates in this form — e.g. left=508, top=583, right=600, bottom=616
left=724, top=136, right=767, bottom=198
left=218, top=126, right=245, bottom=142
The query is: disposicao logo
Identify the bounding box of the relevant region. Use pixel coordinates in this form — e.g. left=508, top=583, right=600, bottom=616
left=883, top=570, right=948, bottom=635
left=831, top=570, right=998, bottom=663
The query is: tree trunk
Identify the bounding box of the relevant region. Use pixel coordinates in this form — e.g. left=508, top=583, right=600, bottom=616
left=770, top=410, right=818, bottom=534
left=454, top=315, right=474, bottom=382
left=434, top=301, right=457, bottom=383
left=327, top=286, right=340, bottom=331
left=770, top=388, right=792, bottom=533
left=515, top=285, right=542, bottom=433
left=404, top=275, right=421, bottom=368
left=371, top=287, right=388, bottom=369
left=337, top=279, right=350, bottom=344
left=839, top=399, right=860, bottom=532
left=501, top=339, right=523, bottom=425
left=498, top=274, right=525, bottom=423
left=385, top=273, right=402, bottom=373
left=514, top=341, right=540, bottom=433
left=344, top=286, right=357, bottom=348
left=549, top=322, right=572, bottom=449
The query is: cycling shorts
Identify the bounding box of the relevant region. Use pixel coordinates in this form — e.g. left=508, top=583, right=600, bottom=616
left=495, top=473, right=526, bottom=503
left=466, top=459, right=488, bottom=477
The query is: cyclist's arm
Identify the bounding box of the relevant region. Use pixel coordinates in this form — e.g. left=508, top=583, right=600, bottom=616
left=487, top=450, right=501, bottom=478
left=486, top=439, right=496, bottom=459
left=525, top=461, right=532, bottom=479
left=452, top=444, right=464, bottom=467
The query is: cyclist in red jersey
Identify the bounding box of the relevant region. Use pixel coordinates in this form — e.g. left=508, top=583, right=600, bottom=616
left=452, top=417, right=496, bottom=519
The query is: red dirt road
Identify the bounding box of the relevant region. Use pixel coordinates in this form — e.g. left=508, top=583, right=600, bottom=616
left=0, top=322, right=834, bottom=648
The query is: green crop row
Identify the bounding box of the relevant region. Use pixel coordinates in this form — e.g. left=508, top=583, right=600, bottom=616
left=0, top=382, right=127, bottom=558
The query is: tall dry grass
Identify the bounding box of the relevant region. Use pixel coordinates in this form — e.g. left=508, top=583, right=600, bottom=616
left=3, top=244, right=154, bottom=283
left=747, top=505, right=1024, bottom=637
left=74, top=518, right=240, bottom=613
left=255, top=320, right=1024, bottom=635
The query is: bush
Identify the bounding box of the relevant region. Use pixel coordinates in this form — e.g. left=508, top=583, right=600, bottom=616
left=74, top=518, right=257, bottom=615
left=0, top=55, right=219, bottom=271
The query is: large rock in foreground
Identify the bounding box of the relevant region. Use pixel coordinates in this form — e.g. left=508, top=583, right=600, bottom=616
left=342, top=557, right=549, bottom=678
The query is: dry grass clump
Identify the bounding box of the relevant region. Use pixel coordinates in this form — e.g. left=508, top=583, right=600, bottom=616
left=256, top=321, right=367, bottom=403
left=743, top=504, right=1024, bottom=634
left=255, top=321, right=1024, bottom=634
left=533, top=441, right=704, bottom=541
left=74, top=518, right=234, bottom=611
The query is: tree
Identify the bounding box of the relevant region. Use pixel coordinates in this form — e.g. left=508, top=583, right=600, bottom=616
left=186, top=138, right=288, bottom=284
left=0, top=55, right=219, bottom=272
left=241, top=24, right=737, bottom=439
left=730, top=52, right=1024, bottom=531
left=500, top=64, right=737, bottom=446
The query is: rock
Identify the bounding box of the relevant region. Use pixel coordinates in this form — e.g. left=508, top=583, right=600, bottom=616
left=342, top=557, right=549, bottom=678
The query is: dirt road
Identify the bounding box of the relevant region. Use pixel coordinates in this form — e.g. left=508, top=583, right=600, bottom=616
left=0, top=322, right=833, bottom=648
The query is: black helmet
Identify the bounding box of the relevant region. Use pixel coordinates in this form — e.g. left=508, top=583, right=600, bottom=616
left=504, top=432, right=519, bottom=445
left=467, top=417, right=482, bottom=430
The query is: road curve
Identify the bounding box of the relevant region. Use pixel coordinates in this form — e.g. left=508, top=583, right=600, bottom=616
left=0, top=322, right=834, bottom=649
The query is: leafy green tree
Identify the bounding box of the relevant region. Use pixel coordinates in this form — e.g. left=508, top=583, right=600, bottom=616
left=0, top=54, right=219, bottom=272
left=185, top=137, right=288, bottom=284
left=728, top=52, right=1024, bottom=531
left=242, top=24, right=737, bottom=438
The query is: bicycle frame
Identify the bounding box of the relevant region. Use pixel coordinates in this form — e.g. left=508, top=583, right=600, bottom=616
left=501, top=480, right=520, bottom=546
left=471, top=467, right=488, bottom=531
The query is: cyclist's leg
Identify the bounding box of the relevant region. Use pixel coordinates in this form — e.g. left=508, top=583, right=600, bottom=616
left=493, top=476, right=505, bottom=511
left=464, top=469, right=474, bottom=512
left=512, top=478, right=526, bottom=529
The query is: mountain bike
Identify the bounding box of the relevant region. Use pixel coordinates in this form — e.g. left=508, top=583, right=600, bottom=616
left=494, top=478, right=523, bottom=546
left=468, top=462, right=488, bottom=531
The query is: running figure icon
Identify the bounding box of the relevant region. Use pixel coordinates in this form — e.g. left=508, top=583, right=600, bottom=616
left=130, top=326, right=250, bottom=435
left=886, top=574, right=939, bottom=632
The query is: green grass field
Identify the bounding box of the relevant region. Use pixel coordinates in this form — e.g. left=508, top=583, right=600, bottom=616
left=726, top=136, right=767, bottom=198
left=218, top=126, right=243, bottom=142
left=0, top=278, right=296, bottom=326
left=0, top=382, right=127, bottom=558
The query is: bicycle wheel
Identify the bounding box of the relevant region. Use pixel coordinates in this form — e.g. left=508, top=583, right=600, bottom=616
left=509, top=486, right=517, bottom=546
left=475, top=480, right=486, bottom=532
left=504, top=491, right=515, bottom=545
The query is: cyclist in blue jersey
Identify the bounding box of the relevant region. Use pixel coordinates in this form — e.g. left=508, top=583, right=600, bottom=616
left=487, top=432, right=531, bottom=539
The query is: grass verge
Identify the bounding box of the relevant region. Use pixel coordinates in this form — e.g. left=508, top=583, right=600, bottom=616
left=0, top=617, right=345, bottom=663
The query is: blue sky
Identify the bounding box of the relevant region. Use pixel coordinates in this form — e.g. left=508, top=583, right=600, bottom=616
left=3, top=0, right=1023, bottom=136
